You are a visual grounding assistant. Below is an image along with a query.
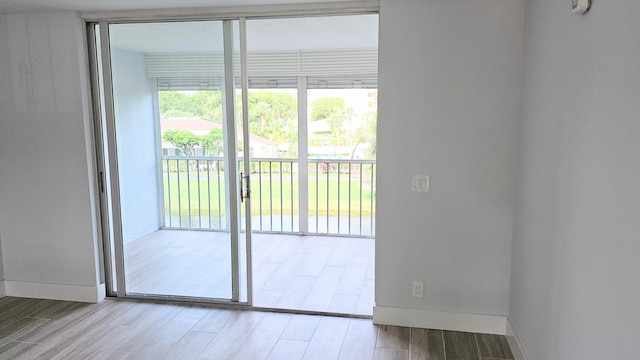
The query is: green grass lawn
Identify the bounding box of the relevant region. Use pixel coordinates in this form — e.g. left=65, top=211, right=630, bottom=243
left=163, top=171, right=375, bottom=217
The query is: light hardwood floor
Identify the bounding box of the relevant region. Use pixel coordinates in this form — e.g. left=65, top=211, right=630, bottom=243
left=124, top=230, right=374, bottom=315
left=0, top=297, right=514, bottom=360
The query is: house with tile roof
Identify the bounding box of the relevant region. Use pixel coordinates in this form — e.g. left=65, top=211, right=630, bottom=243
left=161, top=117, right=279, bottom=158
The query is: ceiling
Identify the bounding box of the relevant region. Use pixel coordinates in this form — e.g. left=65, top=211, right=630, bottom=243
left=0, top=0, right=347, bottom=13
left=109, top=15, right=378, bottom=53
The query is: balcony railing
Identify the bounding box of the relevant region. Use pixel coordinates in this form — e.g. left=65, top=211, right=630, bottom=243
left=161, top=156, right=376, bottom=237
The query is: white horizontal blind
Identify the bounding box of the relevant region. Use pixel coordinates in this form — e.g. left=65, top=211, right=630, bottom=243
left=246, top=52, right=300, bottom=76
left=146, top=53, right=224, bottom=77
left=307, top=75, right=377, bottom=89
left=156, top=77, right=222, bottom=91
left=146, top=49, right=377, bottom=90
left=299, top=50, right=378, bottom=76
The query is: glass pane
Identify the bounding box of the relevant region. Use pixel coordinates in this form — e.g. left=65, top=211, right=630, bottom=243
left=246, top=14, right=378, bottom=315
left=245, top=88, right=300, bottom=233
left=108, top=21, right=232, bottom=300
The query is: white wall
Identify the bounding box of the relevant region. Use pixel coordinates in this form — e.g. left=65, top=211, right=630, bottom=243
left=0, top=11, right=104, bottom=302
left=0, top=229, right=5, bottom=297
left=375, top=0, right=523, bottom=328
left=509, top=1, right=640, bottom=359
left=0, top=16, right=8, bottom=299
left=0, top=234, right=4, bottom=281
left=111, top=48, right=161, bottom=244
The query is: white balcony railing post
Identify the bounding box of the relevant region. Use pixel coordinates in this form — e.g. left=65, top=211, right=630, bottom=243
left=297, top=76, right=309, bottom=234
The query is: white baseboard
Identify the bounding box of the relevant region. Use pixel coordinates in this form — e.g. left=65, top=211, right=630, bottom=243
left=506, top=317, right=528, bottom=360
left=373, top=306, right=507, bottom=335
left=0, top=280, right=5, bottom=298
left=4, top=281, right=106, bottom=303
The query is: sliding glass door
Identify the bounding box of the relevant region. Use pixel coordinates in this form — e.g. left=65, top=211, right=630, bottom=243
left=89, top=11, right=378, bottom=314
left=92, top=20, right=251, bottom=302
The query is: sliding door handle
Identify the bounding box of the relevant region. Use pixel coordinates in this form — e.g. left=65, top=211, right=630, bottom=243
left=240, top=172, right=245, bottom=202
left=240, top=172, right=251, bottom=202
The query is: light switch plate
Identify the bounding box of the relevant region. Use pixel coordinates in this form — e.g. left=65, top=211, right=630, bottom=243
left=411, top=175, right=430, bottom=192
left=412, top=281, right=424, bottom=298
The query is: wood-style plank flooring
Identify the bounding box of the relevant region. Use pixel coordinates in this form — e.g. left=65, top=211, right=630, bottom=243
left=124, top=231, right=374, bottom=315
left=0, top=297, right=513, bottom=360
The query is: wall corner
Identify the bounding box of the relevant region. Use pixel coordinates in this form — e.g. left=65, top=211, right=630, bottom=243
left=506, top=317, right=528, bottom=360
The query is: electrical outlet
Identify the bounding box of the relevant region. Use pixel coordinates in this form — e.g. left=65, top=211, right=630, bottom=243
left=412, top=281, right=424, bottom=298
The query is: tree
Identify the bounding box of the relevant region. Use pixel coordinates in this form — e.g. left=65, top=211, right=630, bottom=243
left=159, top=90, right=223, bottom=122
left=368, top=120, right=377, bottom=156
left=310, top=97, right=348, bottom=141
left=327, top=111, right=346, bottom=138
left=252, top=101, right=272, bottom=134
left=366, top=92, right=378, bottom=157
left=200, top=128, right=224, bottom=156
left=162, top=130, right=200, bottom=156
left=191, top=91, right=223, bottom=122
left=310, top=97, right=345, bottom=122
left=350, top=92, right=378, bottom=159
left=159, top=92, right=197, bottom=119
left=350, top=112, right=377, bottom=159
left=246, top=90, right=297, bottom=143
